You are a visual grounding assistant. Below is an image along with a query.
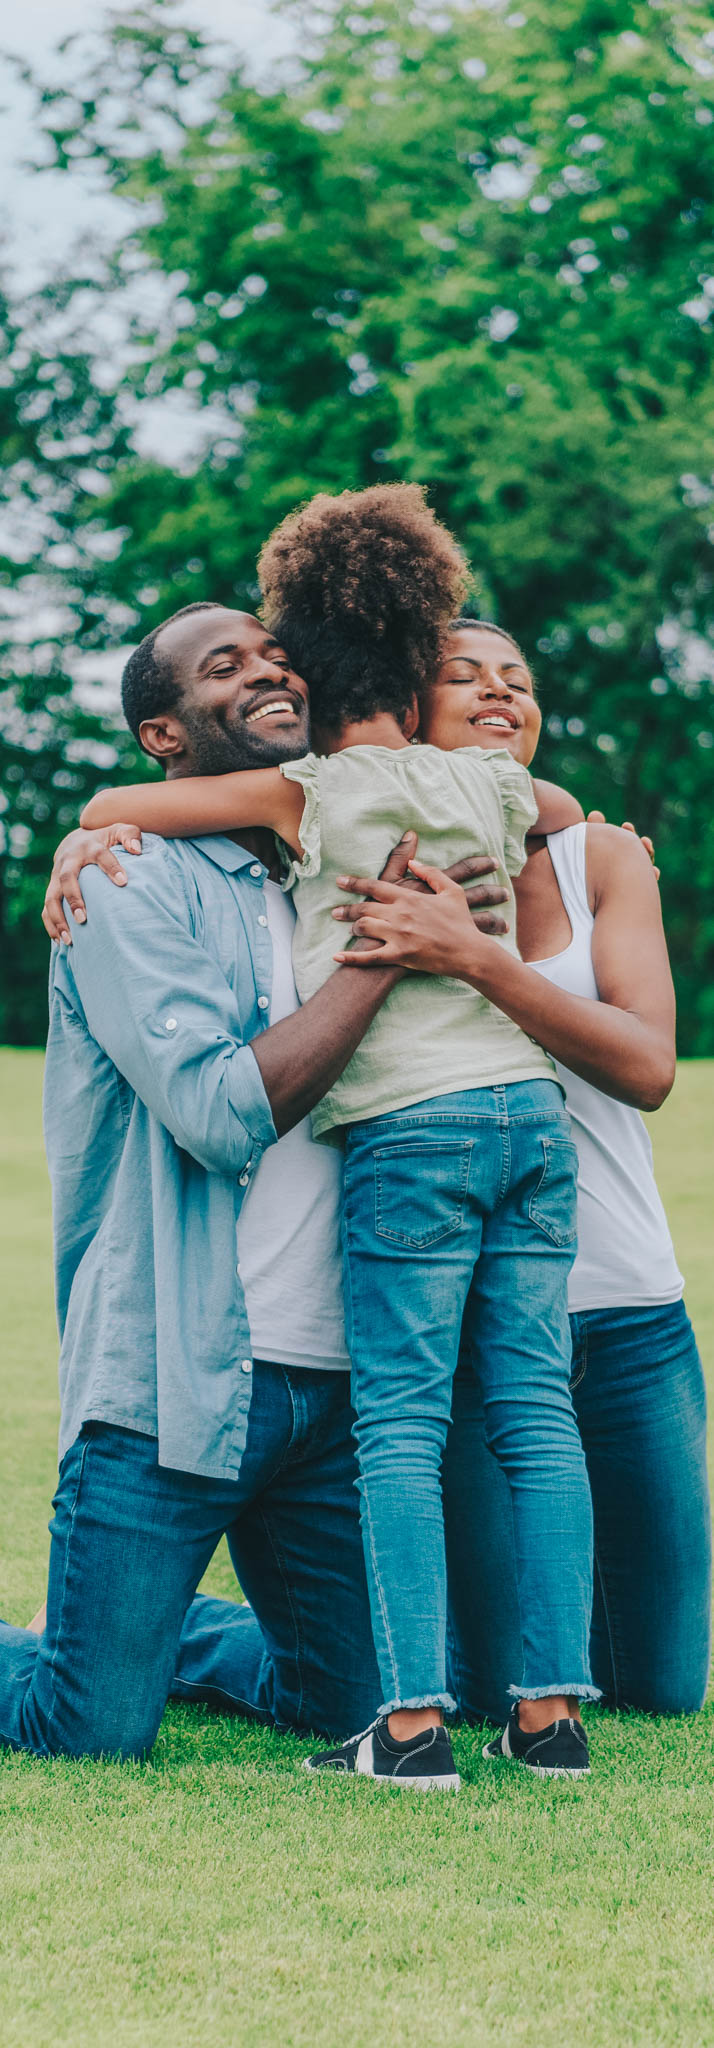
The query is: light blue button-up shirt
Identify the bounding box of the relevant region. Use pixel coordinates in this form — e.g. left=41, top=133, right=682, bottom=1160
left=44, top=833, right=278, bottom=1480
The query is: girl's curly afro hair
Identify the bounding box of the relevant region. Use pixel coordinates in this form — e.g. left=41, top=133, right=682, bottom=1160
left=258, top=483, right=469, bottom=736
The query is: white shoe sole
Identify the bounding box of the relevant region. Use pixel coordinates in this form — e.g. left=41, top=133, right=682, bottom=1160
left=482, top=1740, right=589, bottom=1780
left=303, top=1758, right=461, bottom=1791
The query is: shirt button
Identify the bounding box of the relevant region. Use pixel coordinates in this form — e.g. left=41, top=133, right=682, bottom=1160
left=257, top=994, right=269, bottom=1011
left=258, top=914, right=268, bottom=928
left=250, top=863, right=262, bottom=879
left=239, top=1170, right=250, bottom=1187
left=164, top=1016, right=178, bottom=1032
left=241, top=1359, right=253, bottom=1374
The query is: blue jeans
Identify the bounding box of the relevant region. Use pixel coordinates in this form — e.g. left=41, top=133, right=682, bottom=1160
left=0, top=1364, right=380, bottom=1760
left=445, top=1300, right=712, bottom=1722
left=342, top=1081, right=597, bottom=1718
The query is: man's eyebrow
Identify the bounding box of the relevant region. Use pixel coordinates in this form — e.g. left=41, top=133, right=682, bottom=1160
left=198, top=642, right=244, bottom=670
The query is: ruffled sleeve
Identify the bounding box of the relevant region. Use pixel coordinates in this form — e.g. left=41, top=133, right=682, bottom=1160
left=485, top=750, right=538, bottom=876
left=278, top=753, right=323, bottom=888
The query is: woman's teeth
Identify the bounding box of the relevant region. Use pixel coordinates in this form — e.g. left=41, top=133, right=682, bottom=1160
left=478, top=714, right=514, bottom=729
left=245, top=701, right=296, bottom=723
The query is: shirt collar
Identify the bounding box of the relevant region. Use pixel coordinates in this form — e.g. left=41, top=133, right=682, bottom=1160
left=188, top=833, right=267, bottom=877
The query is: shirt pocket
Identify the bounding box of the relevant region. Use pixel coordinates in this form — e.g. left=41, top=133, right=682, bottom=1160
left=373, top=1137, right=473, bottom=1250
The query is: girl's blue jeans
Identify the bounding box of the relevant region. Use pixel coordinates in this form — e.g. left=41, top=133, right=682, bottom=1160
left=342, top=1081, right=599, bottom=1718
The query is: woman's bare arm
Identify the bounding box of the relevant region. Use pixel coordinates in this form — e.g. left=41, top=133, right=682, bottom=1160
left=331, top=825, right=676, bottom=1111
left=81, top=767, right=305, bottom=852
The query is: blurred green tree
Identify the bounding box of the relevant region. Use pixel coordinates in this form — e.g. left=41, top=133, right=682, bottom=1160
left=2, top=0, right=713, bottom=1043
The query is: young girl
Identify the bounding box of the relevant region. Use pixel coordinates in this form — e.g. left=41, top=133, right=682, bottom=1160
left=83, top=484, right=599, bottom=1788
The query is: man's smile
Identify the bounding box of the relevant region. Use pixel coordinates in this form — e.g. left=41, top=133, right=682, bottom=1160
left=243, top=691, right=305, bottom=725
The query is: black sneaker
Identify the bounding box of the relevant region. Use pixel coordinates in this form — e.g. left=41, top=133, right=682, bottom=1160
left=304, top=1716, right=461, bottom=1791
left=483, top=1704, right=590, bottom=1779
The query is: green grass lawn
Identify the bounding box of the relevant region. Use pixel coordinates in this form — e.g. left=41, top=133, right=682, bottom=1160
left=1, top=1048, right=713, bottom=2048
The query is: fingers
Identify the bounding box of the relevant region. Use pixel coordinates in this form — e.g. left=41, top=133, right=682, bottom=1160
left=462, top=882, right=509, bottom=908
left=586, top=809, right=606, bottom=823
left=42, top=894, right=71, bottom=946
left=333, top=946, right=394, bottom=967
left=110, top=824, right=143, bottom=854
left=470, top=912, right=509, bottom=936
left=377, top=830, right=418, bottom=883
left=52, top=869, right=89, bottom=936
left=95, top=847, right=130, bottom=886
left=335, top=874, right=402, bottom=903
left=407, top=858, right=452, bottom=893
left=442, top=854, right=499, bottom=884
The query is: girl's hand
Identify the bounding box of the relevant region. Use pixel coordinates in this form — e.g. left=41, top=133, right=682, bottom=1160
left=332, top=859, right=494, bottom=973
left=42, top=825, right=143, bottom=944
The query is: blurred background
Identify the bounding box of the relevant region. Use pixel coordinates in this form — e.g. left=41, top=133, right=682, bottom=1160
left=1, top=0, right=713, bottom=1049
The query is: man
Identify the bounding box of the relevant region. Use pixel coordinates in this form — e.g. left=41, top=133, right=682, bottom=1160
left=3, top=601, right=503, bottom=1762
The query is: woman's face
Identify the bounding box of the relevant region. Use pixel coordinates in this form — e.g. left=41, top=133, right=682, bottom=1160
left=422, top=625, right=541, bottom=767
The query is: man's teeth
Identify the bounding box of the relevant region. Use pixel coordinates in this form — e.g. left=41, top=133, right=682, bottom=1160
left=246, top=701, right=296, bottom=723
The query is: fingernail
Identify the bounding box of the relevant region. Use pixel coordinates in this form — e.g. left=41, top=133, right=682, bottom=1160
left=74, top=909, right=86, bottom=923
left=336, top=876, right=349, bottom=888
left=61, top=932, right=71, bottom=945
left=114, top=873, right=127, bottom=884
left=129, top=842, right=140, bottom=853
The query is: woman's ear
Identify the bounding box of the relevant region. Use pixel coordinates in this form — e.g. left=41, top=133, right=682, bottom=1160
left=402, top=695, right=420, bottom=742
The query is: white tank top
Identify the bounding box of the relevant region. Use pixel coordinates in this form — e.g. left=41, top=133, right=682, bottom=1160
left=530, top=824, right=683, bottom=1314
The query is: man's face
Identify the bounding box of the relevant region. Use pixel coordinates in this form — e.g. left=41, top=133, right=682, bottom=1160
left=145, top=608, right=311, bottom=775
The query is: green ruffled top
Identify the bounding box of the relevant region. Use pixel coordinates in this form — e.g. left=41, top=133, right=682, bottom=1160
left=280, top=742, right=554, bottom=1139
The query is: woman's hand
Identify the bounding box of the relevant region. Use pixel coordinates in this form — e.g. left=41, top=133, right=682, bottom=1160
left=333, top=850, right=509, bottom=961
left=332, top=859, right=494, bottom=973
left=42, top=825, right=144, bottom=944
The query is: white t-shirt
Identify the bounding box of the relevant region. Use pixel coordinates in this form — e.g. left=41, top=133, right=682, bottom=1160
left=236, top=882, right=350, bottom=1370
left=532, top=826, right=683, bottom=1315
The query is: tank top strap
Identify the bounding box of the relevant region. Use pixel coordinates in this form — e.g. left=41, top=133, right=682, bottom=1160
left=546, top=822, right=593, bottom=935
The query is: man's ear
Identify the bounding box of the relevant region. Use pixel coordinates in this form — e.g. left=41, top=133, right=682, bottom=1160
left=138, top=714, right=188, bottom=762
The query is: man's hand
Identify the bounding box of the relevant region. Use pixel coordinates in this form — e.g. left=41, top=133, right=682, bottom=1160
left=331, top=858, right=493, bottom=974
left=333, top=840, right=509, bottom=949
left=42, top=825, right=144, bottom=944
left=586, top=811, right=659, bottom=880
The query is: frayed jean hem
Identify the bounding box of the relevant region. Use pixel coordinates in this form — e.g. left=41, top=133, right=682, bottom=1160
left=379, top=1691, right=457, bottom=1717
left=508, top=1682, right=602, bottom=1703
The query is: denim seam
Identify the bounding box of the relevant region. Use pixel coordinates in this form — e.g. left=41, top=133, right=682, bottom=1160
left=359, top=1483, right=402, bottom=1707
left=253, top=1507, right=305, bottom=1724
left=569, top=1318, right=588, bottom=1394
left=173, top=1675, right=274, bottom=1722
left=528, top=1136, right=579, bottom=1248
left=45, top=1432, right=93, bottom=1751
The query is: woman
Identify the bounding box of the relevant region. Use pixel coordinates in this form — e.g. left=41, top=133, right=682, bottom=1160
left=333, top=617, right=711, bottom=1728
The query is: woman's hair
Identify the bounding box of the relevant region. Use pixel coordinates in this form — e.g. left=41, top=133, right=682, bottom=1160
left=448, top=617, right=530, bottom=667
left=258, top=483, right=469, bottom=734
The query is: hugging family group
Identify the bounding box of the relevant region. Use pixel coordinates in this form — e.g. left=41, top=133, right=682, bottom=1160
left=2, top=482, right=710, bottom=1790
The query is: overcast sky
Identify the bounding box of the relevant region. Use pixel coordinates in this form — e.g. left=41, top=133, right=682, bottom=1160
left=0, top=0, right=294, bottom=284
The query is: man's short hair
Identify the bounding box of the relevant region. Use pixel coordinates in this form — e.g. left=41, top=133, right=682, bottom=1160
left=121, top=601, right=221, bottom=748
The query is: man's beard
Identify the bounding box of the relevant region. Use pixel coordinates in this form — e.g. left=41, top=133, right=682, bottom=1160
left=178, top=704, right=310, bottom=776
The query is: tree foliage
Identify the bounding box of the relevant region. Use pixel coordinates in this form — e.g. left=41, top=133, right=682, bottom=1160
left=2, top=0, right=713, bottom=1044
